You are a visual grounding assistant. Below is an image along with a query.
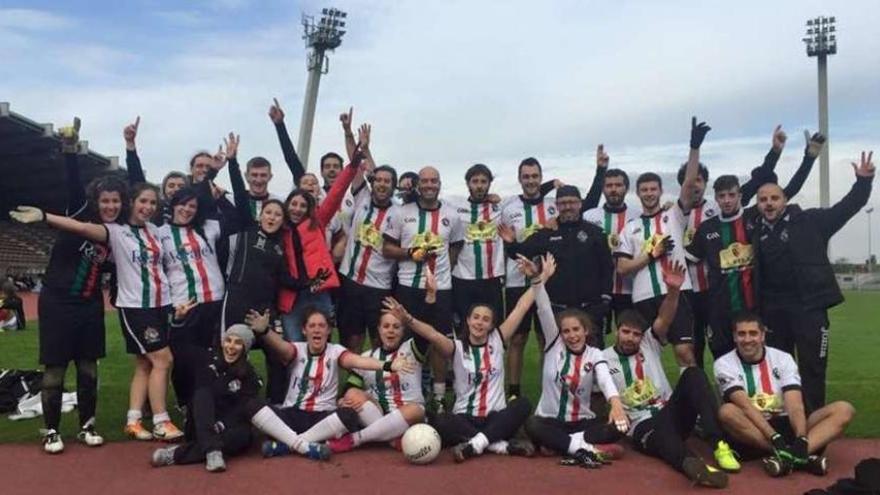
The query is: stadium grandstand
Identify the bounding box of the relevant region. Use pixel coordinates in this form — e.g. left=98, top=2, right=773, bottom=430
left=0, top=102, right=125, bottom=277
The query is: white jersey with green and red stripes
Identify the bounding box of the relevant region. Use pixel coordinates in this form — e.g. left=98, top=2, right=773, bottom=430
left=536, top=341, right=610, bottom=421
left=450, top=198, right=505, bottom=281
left=452, top=329, right=506, bottom=417
left=105, top=222, right=170, bottom=309
left=714, top=346, right=801, bottom=419
left=501, top=195, right=558, bottom=288
left=160, top=220, right=226, bottom=305
left=583, top=205, right=638, bottom=295
left=602, top=328, right=673, bottom=435
left=339, top=188, right=396, bottom=289
left=282, top=342, right=350, bottom=412
left=684, top=199, right=718, bottom=293
left=350, top=339, right=425, bottom=414
left=382, top=201, right=464, bottom=290
left=615, top=204, right=693, bottom=303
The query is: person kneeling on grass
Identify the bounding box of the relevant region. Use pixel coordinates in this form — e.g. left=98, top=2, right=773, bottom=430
left=151, top=311, right=333, bottom=471
left=714, top=312, right=855, bottom=478
left=603, top=261, right=740, bottom=489
left=257, top=305, right=417, bottom=457
left=519, top=254, right=628, bottom=469
left=390, top=261, right=552, bottom=463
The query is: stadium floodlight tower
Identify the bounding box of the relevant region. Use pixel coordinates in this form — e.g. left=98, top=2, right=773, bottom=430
left=802, top=15, right=837, bottom=208
left=297, top=7, right=348, bottom=170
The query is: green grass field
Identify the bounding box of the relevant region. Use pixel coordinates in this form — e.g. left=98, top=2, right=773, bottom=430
left=1, top=291, right=878, bottom=443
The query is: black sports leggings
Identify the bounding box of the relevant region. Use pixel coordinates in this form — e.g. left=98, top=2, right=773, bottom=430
left=173, top=390, right=265, bottom=464
left=433, top=397, right=531, bottom=447
left=631, top=367, right=722, bottom=471
left=42, top=360, right=98, bottom=431
left=525, top=416, right=622, bottom=454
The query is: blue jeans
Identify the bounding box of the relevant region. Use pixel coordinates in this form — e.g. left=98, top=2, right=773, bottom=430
left=280, top=291, right=334, bottom=342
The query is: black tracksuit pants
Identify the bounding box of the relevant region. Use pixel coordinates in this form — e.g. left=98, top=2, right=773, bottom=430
left=762, top=306, right=829, bottom=412
left=433, top=397, right=531, bottom=447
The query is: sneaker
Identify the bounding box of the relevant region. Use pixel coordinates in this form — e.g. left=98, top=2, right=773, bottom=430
left=77, top=426, right=104, bottom=447
left=42, top=429, right=64, bottom=454
left=561, top=449, right=605, bottom=469
left=151, top=446, right=178, bottom=467
left=205, top=450, right=226, bottom=473
left=305, top=442, right=331, bottom=461
left=803, top=455, right=828, bottom=476
left=713, top=440, right=741, bottom=473
left=152, top=421, right=183, bottom=442
left=682, top=457, right=729, bottom=488
left=453, top=442, right=477, bottom=463
left=506, top=438, right=535, bottom=458
left=124, top=420, right=153, bottom=441
left=761, top=456, right=793, bottom=478
left=262, top=440, right=291, bottom=458
left=327, top=433, right=356, bottom=454
left=594, top=443, right=625, bottom=461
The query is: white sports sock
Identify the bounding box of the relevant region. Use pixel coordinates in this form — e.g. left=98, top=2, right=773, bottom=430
left=354, top=410, right=409, bottom=446
left=432, top=382, right=446, bottom=401
left=299, top=413, right=348, bottom=443
left=152, top=411, right=170, bottom=424
left=126, top=409, right=142, bottom=425
left=567, top=432, right=594, bottom=455
left=250, top=406, right=307, bottom=454
left=487, top=440, right=509, bottom=455
left=358, top=401, right=384, bottom=426
left=468, top=432, right=490, bottom=454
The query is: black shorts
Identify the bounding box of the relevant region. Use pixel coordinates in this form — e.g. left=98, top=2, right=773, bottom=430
left=338, top=277, right=391, bottom=343
left=271, top=407, right=333, bottom=433
left=170, top=300, right=223, bottom=349
left=452, top=277, right=504, bottom=327
left=38, top=288, right=105, bottom=366
left=119, top=306, right=171, bottom=355
left=634, top=291, right=694, bottom=345
left=395, top=284, right=454, bottom=336
left=505, top=286, right=542, bottom=337
left=725, top=415, right=795, bottom=461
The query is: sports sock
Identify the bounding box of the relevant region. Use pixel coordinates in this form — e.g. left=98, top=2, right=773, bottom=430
left=507, top=384, right=521, bottom=397
left=127, top=409, right=143, bottom=425
left=567, top=432, right=594, bottom=455
left=354, top=410, right=409, bottom=446
left=468, top=432, right=490, bottom=454
left=250, top=406, right=307, bottom=454
left=358, top=401, right=383, bottom=426
left=487, top=440, right=509, bottom=455
left=152, top=411, right=171, bottom=424
left=299, top=413, right=348, bottom=443
left=432, top=382, right=446, bottom=401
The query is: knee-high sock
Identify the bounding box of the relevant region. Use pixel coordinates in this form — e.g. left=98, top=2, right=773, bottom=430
left=299, top=414, right=348, bottom=443
left=75, top=360, right=98, bottom=429
left=250, top=406, right=308, bottom=454
left=354, top=410, right=409, bottom=446
left=41, top=365, right=66, bottom=431
left=358, top=401, right=384, bottom=427
left=567, top=432, right=594, bottom=455
left=486, top=440, right=509, bottom=454
left=468, top=432, right=490, bottom=454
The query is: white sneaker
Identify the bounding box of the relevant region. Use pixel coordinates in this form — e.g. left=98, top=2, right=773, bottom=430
left=42, top=429, right=64, bottom=454
left=205, top=450, right=226, bottom=473
left=77, top=426, right=104, bottom=447
left=151, top=446, right=179, bottom=467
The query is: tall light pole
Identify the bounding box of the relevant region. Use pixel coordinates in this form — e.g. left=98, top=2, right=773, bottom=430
left=868, top=207, right=875, bottom=272
left=297, top=7, right=347, bottom=170
left=802, top=16, right=837, bottom=207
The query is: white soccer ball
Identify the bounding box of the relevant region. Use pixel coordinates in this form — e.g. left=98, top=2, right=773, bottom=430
left=401, top=424, right=441, bottom=465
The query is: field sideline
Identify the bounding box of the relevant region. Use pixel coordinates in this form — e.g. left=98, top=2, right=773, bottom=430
left=0, top=291, right=877, bottom=443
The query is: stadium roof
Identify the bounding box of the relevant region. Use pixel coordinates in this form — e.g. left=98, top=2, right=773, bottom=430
left=0, top=102, right=125, bottom=218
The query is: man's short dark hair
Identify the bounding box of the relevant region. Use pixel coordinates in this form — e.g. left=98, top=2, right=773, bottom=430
left=616, top=309, right=648, bottom=332
left=246, top=156, right=271, bottom=172
left=604, top=168, right=630, bottom=189
left=371, top=165, right=398, bottom=189
left=398, top=171, right=418, bottom=188
left=713, top=174, right=741, bottom=193
left=320, top=152, right=344, bottom=170
left=465, top=163, right=494, bottom=182
left=636, top=172, right=662, bottom=189
left=731, top=311, right=766, bottom=333
left=677, top=162, right=709, bottom=185
left=518, top=157, right=542, bottom=177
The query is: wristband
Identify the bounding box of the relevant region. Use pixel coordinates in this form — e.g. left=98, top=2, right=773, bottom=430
left=383, top=361, right=393, bottom=372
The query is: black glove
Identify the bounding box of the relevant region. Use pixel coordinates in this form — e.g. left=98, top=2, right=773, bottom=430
left=690, top=116, right=712, bottom=149
left=308, top=268, right=332, bottom=293
left=661, top=236, right=676, bottom=254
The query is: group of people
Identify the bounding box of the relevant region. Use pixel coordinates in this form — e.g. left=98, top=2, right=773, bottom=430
left=8, top=102, right=874, bottom=488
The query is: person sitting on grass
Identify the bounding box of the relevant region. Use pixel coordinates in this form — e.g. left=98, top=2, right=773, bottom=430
left=714, top=312, right=855, bottom=478
left=603, top=260, right=740, bottom=489
left=0, top=280, right=25, bottom=331
left=151, top=308, right=336, bottom=472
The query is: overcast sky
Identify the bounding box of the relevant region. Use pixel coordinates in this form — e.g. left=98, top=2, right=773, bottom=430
left=2, top=0, right=878, bottom=261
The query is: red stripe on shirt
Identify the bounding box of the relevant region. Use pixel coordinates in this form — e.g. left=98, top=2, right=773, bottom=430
left=569, top=353, right=584, bottom=421
left=303, top=352, right=326, bottom=411
left=758, top=358, right=773, bottom=394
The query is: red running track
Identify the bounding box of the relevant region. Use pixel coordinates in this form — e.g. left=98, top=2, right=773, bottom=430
left=1, top=439, right=876, bottom=495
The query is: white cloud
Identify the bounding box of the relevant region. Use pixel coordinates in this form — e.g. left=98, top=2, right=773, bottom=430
left=0, top=8, right=74, bottom=31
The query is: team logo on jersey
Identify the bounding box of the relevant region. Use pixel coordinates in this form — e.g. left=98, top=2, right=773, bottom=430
left=662, top=215, right=669, bottom=223
left=228, top=379, right=241, bottom=393
left=772, top=367, right=781, bottom=379
left=717, top=375, right=732, bottom=386
left=442, top=218, right=450, bottom=227
left=582, top=362, right=593, bottom=373
left=577, top=230, right=589, bottom=243
left=255, top=235, right=267, bottom=250
left=779, top=228, right=789, bottom=242
left=548, top=206, right=557, bottom=215
left=143, top=326, right=160, bottom=344
left=607, top=233, right=620, bottom=250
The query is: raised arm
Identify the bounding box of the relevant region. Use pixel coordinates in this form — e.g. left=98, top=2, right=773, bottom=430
left=741, top=126, right=786, bottom=205
left=247, top=310, right=297, bottom=366
left=382, top=296, right=454, bottom=358
left=340, top=351, right=416, bottom=374
left=60, top=118, right=87, bottom=215
left=521, top=254, right=560, bottom=349
left=316, top=153, right=361, bottom=227
left=123, top=116, right=146, bottom=185
left=581, top=144, right=609, bottom=213
left=815, top=152, right=874, bottom=238
left=9, top=207, right=107, bottom=243
left=678, top=117, right=711, bottom=213
left=340, top=107, right=357, bottom=161
left=269, top=98, right=305, bottom=185
left=650, top=260, right=686, bottom=343
left=499, top=254, right=555, bottom=343
left=782, top=131, right=824, bottom=200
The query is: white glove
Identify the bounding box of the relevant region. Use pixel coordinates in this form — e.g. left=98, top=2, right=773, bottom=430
left=9, top=206, right=45, bottom=224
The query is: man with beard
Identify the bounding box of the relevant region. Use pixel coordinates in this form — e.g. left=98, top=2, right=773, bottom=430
left=337, top=165, right=399, bottom=352
left=615, top=117, right=710, bottom=368
left=449, top=164, right=506, bottom=332
left=383, top=166, right=464, bottom=409
left=751, top=151, right=874, bottom=411
left=684, top=129, right=825, bottom=361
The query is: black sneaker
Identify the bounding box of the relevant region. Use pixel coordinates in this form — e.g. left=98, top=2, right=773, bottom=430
left=761, top=456, right=793, bottom=478
left=682, top=457, right=729, bottom=488
left=506, top=438, right=535, bottom=458
left=561, top=449, right=605, bottom=469
left=453, top=442, right=477, bottom=463
left=803, top=455, right=828, bottom=476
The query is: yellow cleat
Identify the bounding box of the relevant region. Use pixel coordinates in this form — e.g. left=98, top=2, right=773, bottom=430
left=124, top=420, right=153, bottom=441
left=714, top=440, right=741, bottom=473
